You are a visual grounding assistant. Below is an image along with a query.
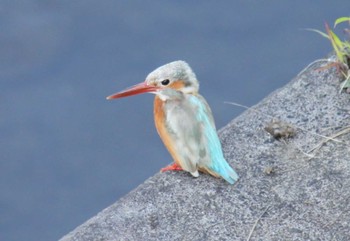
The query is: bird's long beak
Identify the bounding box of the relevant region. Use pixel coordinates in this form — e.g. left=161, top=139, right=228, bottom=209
left=106, top=82, right=160, bottom=100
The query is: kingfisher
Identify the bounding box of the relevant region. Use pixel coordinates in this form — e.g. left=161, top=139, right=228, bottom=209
left=107, top=61, right=239, bottom=184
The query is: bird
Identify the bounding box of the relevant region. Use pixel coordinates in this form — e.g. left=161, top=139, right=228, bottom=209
left=107, top=61, right=239, bottom=184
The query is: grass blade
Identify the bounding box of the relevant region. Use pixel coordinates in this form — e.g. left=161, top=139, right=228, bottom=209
left=304, top=28, right=329, bottom=39
left=334, top=17, right=350, bottom=28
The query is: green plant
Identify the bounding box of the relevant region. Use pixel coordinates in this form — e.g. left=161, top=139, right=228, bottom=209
left=310, top=17, right=350, bottom=91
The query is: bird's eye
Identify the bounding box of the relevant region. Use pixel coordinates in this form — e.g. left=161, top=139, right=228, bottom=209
left=161, top=79, right=170, bottom=86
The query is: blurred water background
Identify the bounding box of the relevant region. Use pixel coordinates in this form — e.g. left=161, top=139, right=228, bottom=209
left=1, top=1, right=349, bottom=240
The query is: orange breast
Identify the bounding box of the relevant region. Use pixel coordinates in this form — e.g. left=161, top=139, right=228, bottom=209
left=154, top=96, right=182, bottom=166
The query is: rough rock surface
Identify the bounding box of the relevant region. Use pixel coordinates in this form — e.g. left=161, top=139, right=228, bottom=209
left=61, top=59, right=350, bottom=241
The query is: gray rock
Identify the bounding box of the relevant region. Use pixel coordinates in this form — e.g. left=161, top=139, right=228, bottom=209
left=60, top=58, right=350, bottom=241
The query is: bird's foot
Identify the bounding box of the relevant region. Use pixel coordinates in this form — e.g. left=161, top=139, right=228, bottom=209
left=160, top=163, right=183, bottom=172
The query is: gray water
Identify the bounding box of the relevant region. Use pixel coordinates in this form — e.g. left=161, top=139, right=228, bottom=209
left=1, top=1, right=348, bottom=240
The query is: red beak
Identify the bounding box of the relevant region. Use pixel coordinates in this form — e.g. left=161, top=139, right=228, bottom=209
left=106, top=82, right=160, bottom=100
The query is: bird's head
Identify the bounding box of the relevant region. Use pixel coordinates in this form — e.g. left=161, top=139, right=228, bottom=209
left=107, top=61, right=199, bottom=100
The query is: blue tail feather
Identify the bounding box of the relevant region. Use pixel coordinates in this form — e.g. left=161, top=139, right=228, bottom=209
left=212, top=158, right=239, bottom=184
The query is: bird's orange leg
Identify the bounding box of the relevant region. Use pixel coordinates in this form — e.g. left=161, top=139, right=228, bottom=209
left=160, top=162, right=183, bottom=172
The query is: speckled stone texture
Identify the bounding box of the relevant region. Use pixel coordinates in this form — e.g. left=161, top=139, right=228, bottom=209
left=60, top=58, right=350, bottom=241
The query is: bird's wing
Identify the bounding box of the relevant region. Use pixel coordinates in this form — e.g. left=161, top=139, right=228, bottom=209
left=187, top=95, right=239, bottom=184
left=186, top=94, right=222, bottom=166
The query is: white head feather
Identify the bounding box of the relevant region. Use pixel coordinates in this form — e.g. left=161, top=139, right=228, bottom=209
left=145, top=61, right=199, bottom=96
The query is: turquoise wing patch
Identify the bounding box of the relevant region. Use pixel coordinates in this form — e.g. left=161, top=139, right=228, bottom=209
left=189, top=95, right=239, bottom=184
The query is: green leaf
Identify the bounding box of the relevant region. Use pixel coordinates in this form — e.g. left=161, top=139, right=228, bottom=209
left=343, top=42, right=350, bottom=53
left=325, top=23, right=343, bottom=62
left=334, top=17, right=350, bottom=28
left=340, top=77, right=350, bottom=92
left=304, top=28, right=329, bottom=39
left=339, top=71, right=349, bottom=92
left=330, top=30, right=344, bottom=49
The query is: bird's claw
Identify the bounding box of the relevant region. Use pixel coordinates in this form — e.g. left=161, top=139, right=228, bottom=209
left=160, top=163, right=183, bottom=172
